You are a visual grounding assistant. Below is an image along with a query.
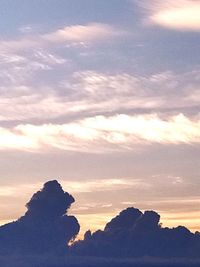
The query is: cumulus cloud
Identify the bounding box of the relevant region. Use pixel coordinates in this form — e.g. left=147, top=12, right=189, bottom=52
left=72, top=206, right=200, bottom=258
left=0, top=178, right=149, bottom=237
left=104, top=207, right=142, bottom=231
left=0, top=180, right=80, bottom=254
left=2, top=177, right=199, bottom=235
left=2, top=180, right=197, bottom=258
left=139, top=0, right=200, bottom=31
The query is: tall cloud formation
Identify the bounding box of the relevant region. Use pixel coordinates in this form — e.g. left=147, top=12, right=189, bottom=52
left=0, top=180, right=80, bottom=254
left=0, top=180, right=200, bottom=260
left=72, top=207, right=200, bottom=258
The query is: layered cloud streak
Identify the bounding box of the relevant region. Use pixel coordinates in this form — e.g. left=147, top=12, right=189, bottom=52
left=0, top=113, right=199, bottom=152
left=1, top=70, right=200, bottom=123
left=0, top=20, right=199, bottom=153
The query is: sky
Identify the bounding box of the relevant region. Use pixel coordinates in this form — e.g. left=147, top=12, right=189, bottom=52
left=0, top=0, right=200, bottom=237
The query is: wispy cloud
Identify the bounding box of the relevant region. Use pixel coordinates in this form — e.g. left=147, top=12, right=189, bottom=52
left=60, top=178, right=148, bottom=193
left=43, top=23, right=125, bottom=43
left=0, top=178, right=144, bottom=198
left=0, top=68, right=200, bottom=123
left=0, top=113, right=199, bottom=152
left=0, top=23, right=125, bottom=54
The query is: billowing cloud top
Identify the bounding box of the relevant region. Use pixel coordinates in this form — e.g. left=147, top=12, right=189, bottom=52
left=25, top=180, right=75, bottom=218
left=0, top=180, right=80, bottom=254
left=73, top=206, right=200, bottom=258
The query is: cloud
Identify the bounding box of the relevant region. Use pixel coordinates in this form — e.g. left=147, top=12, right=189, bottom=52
left=0, top=180, right=80, bottom=254
left=0, top=72, right=162, bottom=122
left=139, top=0, right=200, bottom=31
left=18, top=25, right=35, bottom=34
left=0, top=178, right=148, bottom=202
left=0, top=179, right=146, bottom=239
left=0, top=49, right=66, bottom=93
left=43, top=23, right=124, bottom=43
left=0, top=23, right=124, bottom=54
left=104, top=207, right=142, bottom=231
left=0, top=67, right=200, bottom=150
left=0, top=113, right=199, bottom=152
left=0, top=178, right=199, bottom=239
left=72, top=206, right=199, bottom=258
left=2, top=179, right=199, bottom=258
left=53, top=70, right=200, bottom=118
left=0, top=66, right=200, bottom=123
left=61, top=178, right=149, bottom=193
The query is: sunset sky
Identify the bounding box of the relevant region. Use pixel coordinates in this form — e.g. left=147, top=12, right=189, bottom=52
left=0, top=0, right=200, bottom=237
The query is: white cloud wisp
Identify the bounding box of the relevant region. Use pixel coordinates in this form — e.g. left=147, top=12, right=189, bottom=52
left=0, top=114, right=199, bottom=152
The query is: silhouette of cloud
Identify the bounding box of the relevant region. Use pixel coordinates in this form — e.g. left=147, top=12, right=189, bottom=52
left=0, top=180, right=200, bottom=262
left=72, top=207, right=200, bottom=258
left=104, top=207, right=142, bottom=232
left=134, top=210, right=160, bottom=231
left=0, top=180, right=80, bottom=254
left=25, top=180, right=75, bottom=219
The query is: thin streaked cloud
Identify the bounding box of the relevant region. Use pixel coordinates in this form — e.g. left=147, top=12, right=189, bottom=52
left=0, top=114, right=199, bottom=152
left=0, top=69, right=200, bottom=123
left=43, top=23, right=126, bottom=43
left=0, top=23, right=125, bottom=53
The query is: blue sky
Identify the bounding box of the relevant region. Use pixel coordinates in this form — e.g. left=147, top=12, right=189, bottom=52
left=0, top=0, right=200, bottom=237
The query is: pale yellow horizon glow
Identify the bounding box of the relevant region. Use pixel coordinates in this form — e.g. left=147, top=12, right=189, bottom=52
left=0, top=181, right=199, bottom=239
left=1, top=210, right=199, bottom=240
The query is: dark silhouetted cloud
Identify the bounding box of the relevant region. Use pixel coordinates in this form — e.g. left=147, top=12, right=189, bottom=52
left=0, top=180, right=80, bottom=254
left=72, top=207, right=200, bottom=258
left=0, top=180, right=199, bottom=265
